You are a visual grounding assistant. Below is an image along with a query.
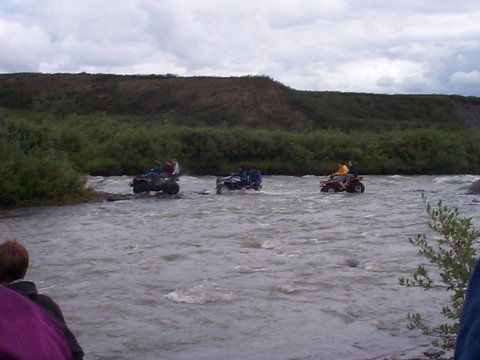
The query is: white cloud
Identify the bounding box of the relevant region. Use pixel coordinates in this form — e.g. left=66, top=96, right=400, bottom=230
left=451, top=70, right=480, bottom=86
left=0, top=0, right=479, bottom=95
left=0, top=19, right=51, bottom=71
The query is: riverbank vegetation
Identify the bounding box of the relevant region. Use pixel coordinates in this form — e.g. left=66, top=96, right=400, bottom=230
left=0, top=113, right=87, bottom=205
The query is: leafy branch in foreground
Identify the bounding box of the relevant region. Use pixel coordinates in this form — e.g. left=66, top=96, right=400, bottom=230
left=399, top=194, right=480, bottom=350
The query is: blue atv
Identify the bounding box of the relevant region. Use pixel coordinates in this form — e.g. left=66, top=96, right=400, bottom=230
left=216, top=176, right=262, bottom=194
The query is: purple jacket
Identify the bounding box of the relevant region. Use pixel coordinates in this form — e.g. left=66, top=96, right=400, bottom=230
left=4, top=281, right=84, bottom=359
left=0, top=285, right=72, bottom=360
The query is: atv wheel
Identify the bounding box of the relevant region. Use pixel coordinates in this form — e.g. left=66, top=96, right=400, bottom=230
left=162, top=181, right=179, bottom=195
left=349, top=182, right=365, bottom=193
left=323, top=184, right=337, bottom=193
left=133, top=181, right=149, bottom=194
left=216, top=184, right=231, bottom=194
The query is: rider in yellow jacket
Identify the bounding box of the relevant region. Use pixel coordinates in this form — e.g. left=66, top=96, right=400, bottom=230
left=331, top=161, right=349, bottom=189
left=332, top=161, right=349, bottom=177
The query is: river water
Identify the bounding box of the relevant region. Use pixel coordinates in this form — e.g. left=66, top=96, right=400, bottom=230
left=1, top=175, right=479, bottom=360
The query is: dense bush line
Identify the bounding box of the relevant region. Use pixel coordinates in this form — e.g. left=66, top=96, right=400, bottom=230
left=0, top=113, right=86, bottom=205
left=1, top=109, right=479, bottom=204
left=45, top=112, right=480, bottom=176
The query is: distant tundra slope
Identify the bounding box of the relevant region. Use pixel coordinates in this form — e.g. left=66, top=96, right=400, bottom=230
left=0, top=73, right=479, bottom=132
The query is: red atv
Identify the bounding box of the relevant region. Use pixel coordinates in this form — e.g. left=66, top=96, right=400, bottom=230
left=320, top=175, right=365, bottom=193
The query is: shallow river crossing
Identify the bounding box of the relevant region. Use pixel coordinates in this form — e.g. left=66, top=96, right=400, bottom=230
left=1, top=175, right=480, bottom=360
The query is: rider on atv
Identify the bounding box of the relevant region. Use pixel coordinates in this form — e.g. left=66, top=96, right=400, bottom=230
left=141, top=158, right=165, bottom=179
left=330, top=161, right=349, bottom=190
left=345, top=160, right=358, bottom=184
left=248, top=166, right=262, bottom=188
left=232, top=166, right=250, bottom=187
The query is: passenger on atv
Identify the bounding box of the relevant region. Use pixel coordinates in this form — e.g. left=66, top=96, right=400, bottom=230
left=345, top=160, right=358, bottom=181
left=248, top=166, right=262, bottom=190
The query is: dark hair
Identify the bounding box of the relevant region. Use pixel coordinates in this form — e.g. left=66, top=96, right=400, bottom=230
left=0, top=239, right=29, bottom=283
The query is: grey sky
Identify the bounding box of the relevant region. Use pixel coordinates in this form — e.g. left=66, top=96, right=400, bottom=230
left=1, top=0, right=479, bottom=95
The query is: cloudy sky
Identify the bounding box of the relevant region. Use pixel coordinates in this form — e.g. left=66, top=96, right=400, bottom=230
left=1, top=0, right=479, bottom=95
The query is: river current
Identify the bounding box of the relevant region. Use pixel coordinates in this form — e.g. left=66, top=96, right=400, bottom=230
left=1, top=175, right=479, bottom=360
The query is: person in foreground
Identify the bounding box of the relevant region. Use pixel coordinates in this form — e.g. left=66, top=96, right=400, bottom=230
left=455, top=259, right=480, bottom=360
left=0, top=239, right=84, bottom=360
left=0, top=285, right=72, bottom=360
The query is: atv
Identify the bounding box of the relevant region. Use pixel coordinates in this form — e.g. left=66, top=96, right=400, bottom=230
left=216, top=176, right=262, bottom=194
left=320, top=175, right=365, bottom=193
left=130, top=175, right=179, bottom=195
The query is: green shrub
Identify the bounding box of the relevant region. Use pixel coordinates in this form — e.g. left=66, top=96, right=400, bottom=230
left=2, top=109, right=480, bottom=178
left=399, top=195, right=480, bottom=350
left=0, top=116, right=86, bottom=206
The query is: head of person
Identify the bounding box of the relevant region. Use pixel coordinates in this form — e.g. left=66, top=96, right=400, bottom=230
left=339, top=161, right=345, bottom=166
left=0, top=239, right=29, bottom=284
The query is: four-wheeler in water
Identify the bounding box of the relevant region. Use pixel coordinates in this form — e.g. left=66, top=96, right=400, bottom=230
left=216, top=176, right=262, bottom=194
left=320, top=175, right=365, bottom=193
left=130, top=175, right=179, bottom=196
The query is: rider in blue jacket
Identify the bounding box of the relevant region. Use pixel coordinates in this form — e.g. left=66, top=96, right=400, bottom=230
left=248, top=166, right=262, bottom=188
left=142, top=159, right=165, bottom=179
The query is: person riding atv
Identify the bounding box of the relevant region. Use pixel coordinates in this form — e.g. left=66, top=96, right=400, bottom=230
left=130, top=158, right=180, bottom=195
left=321, top=160, right=364, bottom=193
left=330, top=161, right=349, bottom=190
left=216, top=165, right=262, bottom=194
left=320, top=175, right=365, bottom=193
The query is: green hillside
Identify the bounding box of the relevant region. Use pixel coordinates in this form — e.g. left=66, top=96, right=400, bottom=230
left=1, top=73, right=479, bottom=131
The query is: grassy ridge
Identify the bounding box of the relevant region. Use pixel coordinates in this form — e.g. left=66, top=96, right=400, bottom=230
left=1, top=73, right=479, bottom=131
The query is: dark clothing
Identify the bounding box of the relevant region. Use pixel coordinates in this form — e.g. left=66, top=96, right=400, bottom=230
left=348, top=166, right=358, bottom=177
left=153, top=162, right=164, bottom=173
left=142, top=161, right=165, bottom=178
left=5, top=281, right=84, bottom=360
left=455, top=260, right=480, bottom=360
left=249, top=169, right=262, bottom=185
left=234, top=169, right=249, bottom=185
left=164, top=163, right=174, bottom=175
